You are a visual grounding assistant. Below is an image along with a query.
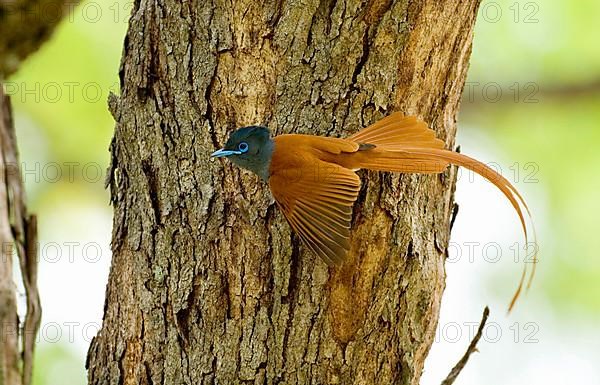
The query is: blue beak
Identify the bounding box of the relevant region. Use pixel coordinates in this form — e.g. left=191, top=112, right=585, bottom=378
left=210, top=148, right=241, bottom=158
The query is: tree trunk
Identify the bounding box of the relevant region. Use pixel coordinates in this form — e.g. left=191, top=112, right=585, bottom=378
left=87, top=1, right=480, bottom=384
left=1, top=1, right=75, bottom=383
left=1, top=89, right=41, bottom=385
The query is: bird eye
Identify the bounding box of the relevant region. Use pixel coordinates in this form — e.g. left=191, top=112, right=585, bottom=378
left=238, top=142, right=249, bottom=153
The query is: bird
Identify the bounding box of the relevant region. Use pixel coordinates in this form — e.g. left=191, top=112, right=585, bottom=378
left=211, top=112, right=536, bottom=311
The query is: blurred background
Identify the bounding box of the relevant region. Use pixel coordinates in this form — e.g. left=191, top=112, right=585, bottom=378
left=5, top=0, right=599, bottom=383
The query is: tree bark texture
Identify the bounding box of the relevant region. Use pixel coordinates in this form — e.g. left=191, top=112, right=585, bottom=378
left=0, top=0, right=75, bottom=382
left=0, top=89, right=40, bottom=385
left=87, top=1, right=480, bottom=384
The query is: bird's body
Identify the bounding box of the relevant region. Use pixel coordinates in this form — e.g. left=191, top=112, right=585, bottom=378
left=211, top=112, right=536, bottom=310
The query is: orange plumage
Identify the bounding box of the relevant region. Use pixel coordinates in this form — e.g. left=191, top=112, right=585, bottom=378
left=213, top=112, right=537, bottom=310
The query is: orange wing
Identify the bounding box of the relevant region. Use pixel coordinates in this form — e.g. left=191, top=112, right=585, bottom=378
left=269, top=137, right=360, bottom=265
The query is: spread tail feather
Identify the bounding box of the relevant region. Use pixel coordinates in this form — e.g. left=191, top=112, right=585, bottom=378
left=350, top=112, right=446, bottom=150
left=350, top=113, right=537, bottom=311
left=390, top=147, right=536, bottom=312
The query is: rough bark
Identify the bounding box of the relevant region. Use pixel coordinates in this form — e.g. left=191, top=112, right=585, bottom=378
left=87, top=1, right=480, bottom=384
left=0, top=1, right=77, bottom=383
left=0, top=89, right=40, bottom=385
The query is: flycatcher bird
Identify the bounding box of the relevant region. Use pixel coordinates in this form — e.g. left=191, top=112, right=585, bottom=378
left=211, top=112, right=536, bottom=310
